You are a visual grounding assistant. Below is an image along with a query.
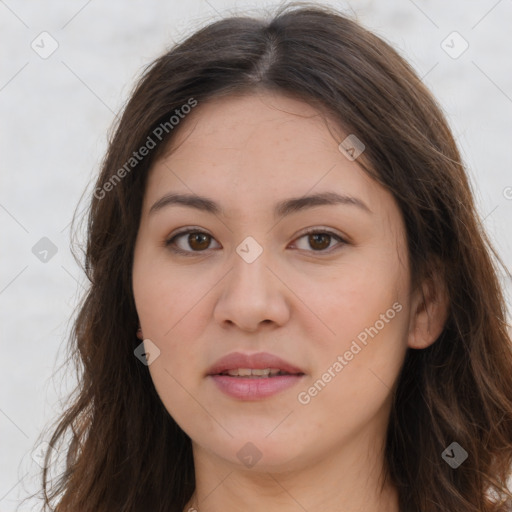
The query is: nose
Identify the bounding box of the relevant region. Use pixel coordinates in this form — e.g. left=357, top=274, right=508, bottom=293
left=213, top=245, right=291, bottom=332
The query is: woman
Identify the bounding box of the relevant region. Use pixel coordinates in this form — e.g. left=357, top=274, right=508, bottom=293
left=37, top=2, right=512, bottom=511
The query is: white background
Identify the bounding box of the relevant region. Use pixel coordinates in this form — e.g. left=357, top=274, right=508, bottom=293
left=1, top=0, right=511, bottom=510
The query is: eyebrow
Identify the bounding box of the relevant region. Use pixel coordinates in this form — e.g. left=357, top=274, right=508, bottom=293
left=149, top=191, right=373, bottom=218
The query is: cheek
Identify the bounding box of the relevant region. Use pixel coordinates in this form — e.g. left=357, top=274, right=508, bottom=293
left=298, top=253, right=408, bottom=404
left=133, top=248, right=207, bottom=339
left=146, top=347, right=200, bottom=432
left=291, top=293, right=407, bottom=450
left=307, top=252, right=406, bottom=346
left=132, top=253, right=214, bottom=421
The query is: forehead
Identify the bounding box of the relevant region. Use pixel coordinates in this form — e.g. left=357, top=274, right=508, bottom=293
left=142, top=91, right=391, bottom=220
left=165, top=91, right=341, bottom=159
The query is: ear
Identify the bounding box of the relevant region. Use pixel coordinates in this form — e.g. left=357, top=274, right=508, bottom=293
left=407, top=262, right=450, bottom=350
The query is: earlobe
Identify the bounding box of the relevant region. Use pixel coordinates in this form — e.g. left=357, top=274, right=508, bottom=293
left=407, top=265, right=450, bottom=350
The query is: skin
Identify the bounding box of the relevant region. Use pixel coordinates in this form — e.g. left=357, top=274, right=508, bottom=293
left=132, top=90, right=448, bottom=512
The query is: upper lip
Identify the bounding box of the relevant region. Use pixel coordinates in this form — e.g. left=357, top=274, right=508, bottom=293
left=207, top=351, right=305, bottom=376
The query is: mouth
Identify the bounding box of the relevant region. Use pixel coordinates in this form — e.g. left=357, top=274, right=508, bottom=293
left=206, top=352, right=306, bottom=400
left=206, top=351, right=306, bottom=378
left=214, top=368, right=305, bottom=378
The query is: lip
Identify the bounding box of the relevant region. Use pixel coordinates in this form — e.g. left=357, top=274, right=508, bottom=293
left=206, top=351, right=305, bottom=376
left=209, top=374, right=305, bottom=400
left=206, top=351, right=306, bottom=401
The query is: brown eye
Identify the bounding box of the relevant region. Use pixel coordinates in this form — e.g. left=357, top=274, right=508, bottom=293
left=293, top=229, right=346, bottom=253
left=165, top=229, right=220, bottom=255
left=307, top=233, right=332, bottom=251
left=187, top=232, right=211, bottom=251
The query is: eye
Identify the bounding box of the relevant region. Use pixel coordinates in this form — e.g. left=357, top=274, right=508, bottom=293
left=164, top=227, right=347, bottom=256
left=292, top=228, right=347, bottom=253
left=165, top=228, right=219, bottom=255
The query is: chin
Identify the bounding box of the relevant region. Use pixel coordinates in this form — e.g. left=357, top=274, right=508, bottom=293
left=215, top=435, right=309, bottom=472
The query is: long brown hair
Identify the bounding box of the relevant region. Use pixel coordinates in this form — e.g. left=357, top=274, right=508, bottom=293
left=33, top=3, right=512, bottom=511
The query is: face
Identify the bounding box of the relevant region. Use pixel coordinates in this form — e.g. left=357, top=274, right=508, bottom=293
left=132, top=91, right=414, bottom=472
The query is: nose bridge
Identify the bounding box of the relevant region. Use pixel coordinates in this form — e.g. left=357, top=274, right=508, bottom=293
left=213, top=235, right=289, bottom=330
left=230, top=235, right=272, bottom=301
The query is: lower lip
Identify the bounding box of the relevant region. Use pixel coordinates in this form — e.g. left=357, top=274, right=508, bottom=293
left=209, top=374, right=305, bottom=400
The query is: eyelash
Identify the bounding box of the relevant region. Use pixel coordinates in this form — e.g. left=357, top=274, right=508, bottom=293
left=164, top=227, right=347, bottom=256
